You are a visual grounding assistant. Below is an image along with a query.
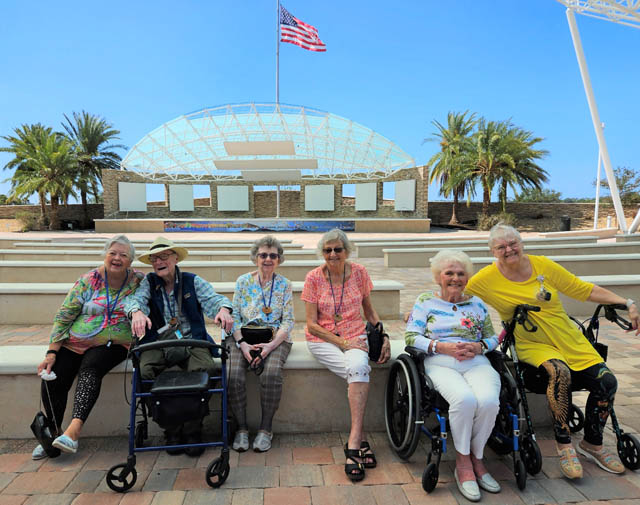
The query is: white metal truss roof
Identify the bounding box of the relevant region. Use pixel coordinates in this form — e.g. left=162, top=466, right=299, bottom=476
left=556, top=0, right=640, bottom=28
left=121, top=102, right=415, bottom=182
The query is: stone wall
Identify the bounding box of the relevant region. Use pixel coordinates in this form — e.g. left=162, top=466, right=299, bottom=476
left=428, top=201, right=640, bottom=231
left=0, top=204, right=103, bottom=228
left=102, top=167, right=429, bottom=220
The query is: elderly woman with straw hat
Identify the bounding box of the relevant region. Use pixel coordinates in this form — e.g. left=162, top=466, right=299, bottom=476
left=124, top=237, right=234, bottom=456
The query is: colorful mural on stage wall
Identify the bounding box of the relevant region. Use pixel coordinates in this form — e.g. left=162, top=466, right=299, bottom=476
left=164, top=220, right=355, bottom=232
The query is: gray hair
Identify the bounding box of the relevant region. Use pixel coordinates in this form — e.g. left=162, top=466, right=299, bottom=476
left=250, top=235, right=285, bottom=264
left=317, top=228, right=353, bottom=258
left=102, top=235, right=135, bottom=261
left=430, top=249, right=474, bottom=281
left=488, top=223, right=522, bottom=249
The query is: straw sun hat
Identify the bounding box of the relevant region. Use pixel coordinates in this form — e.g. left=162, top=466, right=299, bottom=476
left=137, top=237, right=189, bottom=265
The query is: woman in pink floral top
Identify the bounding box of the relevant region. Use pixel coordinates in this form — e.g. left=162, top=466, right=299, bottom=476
left=302, top=229, right=391, bottom=482
left=33, top=235, right=143, bottom=460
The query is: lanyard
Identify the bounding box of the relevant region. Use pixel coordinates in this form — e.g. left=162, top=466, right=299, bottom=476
left=161, top=274, right=184, bottom=339
left=104, top=269, right=129, bottom=346
left=258, top=273, right=276, bottom=318
left=328, top=264, right=346, bottom=323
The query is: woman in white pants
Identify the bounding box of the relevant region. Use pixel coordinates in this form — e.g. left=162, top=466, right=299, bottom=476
left=404, top=250, right=501, bottom=502
left=302, top=229, right=391, bottom=482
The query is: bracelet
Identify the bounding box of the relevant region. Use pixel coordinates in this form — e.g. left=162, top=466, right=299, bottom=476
left=479, top=340, right=489, bottom=354
left=45, top=350, right=58, bottom=356
left=626, top=298, right=636, bottom=310
left=432, top=340, right=438, bottom=355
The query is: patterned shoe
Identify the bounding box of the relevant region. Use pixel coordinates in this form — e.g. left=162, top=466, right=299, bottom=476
left=252, top=431, right=273, bottom=452
left=32, top=444, right=47, bottom=460
left=558, top=446, right=583, bottom=479
left=232, top=430, right=249, bottom=452
left=577, top=442, right=625, bottom=474
left=52, top=435, right=78, bottom=454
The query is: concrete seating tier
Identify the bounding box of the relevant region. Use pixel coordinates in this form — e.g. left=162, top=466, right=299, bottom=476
left=0, top=259, right=323, bottom=283
left=0, top=248, right=316, bottom=262
left=467, top=254, right=640, bottom=276
left=0, top=340, right=550, bottom=438
left=12, top=242, right=304, bottom=251
left=0, top=237, right=51, bottom=248
left=350, top=235, right=489, bottom=243
left=384, top=242, right=640, bottom=267
left=83, top=237, right=294, bottom=245
left=615, top=234, right=640, bottom=242
left=539, top=227, right=617, bottom=239
left=357, top=236, right=599, bottom=258
left=0, top=279, right=403, bottom=324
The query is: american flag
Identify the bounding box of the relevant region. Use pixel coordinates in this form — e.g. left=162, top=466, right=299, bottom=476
left=280, top=5, right=326, bottom=52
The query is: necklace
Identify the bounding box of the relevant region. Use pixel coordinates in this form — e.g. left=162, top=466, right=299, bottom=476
left=328, top=264, right=346, bottom=322
left=258, top=272, right=275, bottom=316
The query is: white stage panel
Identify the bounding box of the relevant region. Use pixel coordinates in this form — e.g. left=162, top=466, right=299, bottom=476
left=217, top=186, right=249, bottom=211
left=395, top=179, right=416, bottom=211
left=305, top=185, right=334, bottom=211
left=169, top=185, right=194, bottom=211
left=355, top=183, right=377, bottom=211
left=118, top=182, right=147, bottom=212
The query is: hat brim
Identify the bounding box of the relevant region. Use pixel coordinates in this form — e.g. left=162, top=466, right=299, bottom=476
left=137, top=245, right=189, bottom=265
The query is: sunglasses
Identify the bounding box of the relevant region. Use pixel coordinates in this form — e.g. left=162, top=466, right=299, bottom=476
left=149, top=252, right=175, bottom=263
left=257, top=252, right=279, bottom=260
left=322, top=247, right=344, bottom=254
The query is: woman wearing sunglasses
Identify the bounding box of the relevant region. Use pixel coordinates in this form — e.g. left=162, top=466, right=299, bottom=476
left=227, top=235, right=294, bottom=452
left=302, top=228, right=391, bottom=482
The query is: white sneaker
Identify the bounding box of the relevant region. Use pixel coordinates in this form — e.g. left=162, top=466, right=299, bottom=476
left=32, top=444, right=47, bottom=460
left=252, top=431, right=273, bottom=452
left=232, top=431, right=249, bottom=452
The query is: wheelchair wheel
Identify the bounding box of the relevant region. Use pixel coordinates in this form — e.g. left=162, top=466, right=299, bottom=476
left=514, top=458, right=527, bottom=490
left=569, top=404, right=585, bottom=433
left=206, top=457, right=230, bottom=488
left=421, top=462, right=439, bottom=493
left=617, top=433, right=640, bottom=470
left=521, top=435, right=542, bottom=475
left=384, top=354, right=421, bottom=459
left=106, top=463, right=137, bottom=492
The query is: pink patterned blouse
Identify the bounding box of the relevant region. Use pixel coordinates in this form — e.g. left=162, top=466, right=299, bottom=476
left=301, top=262, right=373, bottom=343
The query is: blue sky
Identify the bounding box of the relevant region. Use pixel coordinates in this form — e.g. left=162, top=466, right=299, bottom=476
left=1, top=0, right=638, bottom=203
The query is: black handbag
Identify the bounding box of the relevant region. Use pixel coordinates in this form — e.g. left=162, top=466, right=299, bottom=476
left=366, top=321, right=386, bottom=362
left=240, top=325, right=274, bottom=346
left=30, top=382, right=61, bottom=457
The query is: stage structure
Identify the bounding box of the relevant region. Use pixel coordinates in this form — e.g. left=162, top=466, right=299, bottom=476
left=555, top=0, right=640, bottom=233
left=100, top=102, right=429, bottom=233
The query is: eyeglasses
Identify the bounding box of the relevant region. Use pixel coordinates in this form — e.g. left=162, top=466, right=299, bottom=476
left=149, top=252, right=175, bottom=263
left=257, top=252, right=279, bottom=260
left=493, top=241, right=520, bottom=254
left=322, top=247, right=344, bottom=254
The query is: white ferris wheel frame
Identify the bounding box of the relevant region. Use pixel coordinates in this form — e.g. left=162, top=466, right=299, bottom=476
left=555, top=0, right=640, bottom=233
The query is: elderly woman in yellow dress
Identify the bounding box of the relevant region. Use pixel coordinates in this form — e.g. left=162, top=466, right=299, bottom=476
left=34, top=235, right=143, bottom=459
left=466, top=223, right=640, bottom=479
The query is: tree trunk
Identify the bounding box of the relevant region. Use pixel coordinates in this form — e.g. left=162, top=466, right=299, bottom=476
left=49, top=196, right=60, bottom=230
left=449, top=193, right=460, bottom=225
left=38, top=191, right=48, bottom=229
left=501, top=180, right=508, bottom=213
left=81, top=189, right=89, bottom=229
left=482, top=178, right=491, bottom=215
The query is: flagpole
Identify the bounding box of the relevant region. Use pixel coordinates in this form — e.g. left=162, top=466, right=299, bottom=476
left=276, top=0, right=280, bottom=104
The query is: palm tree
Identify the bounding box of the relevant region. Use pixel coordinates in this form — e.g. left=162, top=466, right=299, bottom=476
left=426, top=111, right=477, bottom=225
left=62, top=111, right=125, bottom=227
left=1, top=125, right=77, bottom=229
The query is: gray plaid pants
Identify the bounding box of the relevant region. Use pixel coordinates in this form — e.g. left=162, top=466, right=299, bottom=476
left=226, top=340, right=292, bottom=432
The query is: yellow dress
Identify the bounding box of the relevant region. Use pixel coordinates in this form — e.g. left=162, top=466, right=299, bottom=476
left=465, top=255, right=602, bottom=371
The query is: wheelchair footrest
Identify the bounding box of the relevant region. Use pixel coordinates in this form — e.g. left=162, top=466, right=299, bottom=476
left=151, top=371, right=210, bottom=394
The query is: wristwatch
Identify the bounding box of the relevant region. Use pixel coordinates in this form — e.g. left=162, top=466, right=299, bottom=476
left=236, top=338, right=245, bottom=349
left=479, top=340, right=489, bottom=354
left=626, top=299, right=636, bottom=310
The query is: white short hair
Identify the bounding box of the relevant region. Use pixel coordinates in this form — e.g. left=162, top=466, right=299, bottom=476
left=102, top=235, right=135, bottom=261
left=430, top=249, right=474, bottom=281
left=316, top=228, right=352, bottom=258
left=488, top=223, right=522, bottom=249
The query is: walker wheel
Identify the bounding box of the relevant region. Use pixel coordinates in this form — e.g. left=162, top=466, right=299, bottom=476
left=206, top=457, right=230, bottom=488
left=421, top=462, right=439, bottom=493
left=618, top=433, right=640, bottom=470
left=521, top=435, right=542, bottom=475
left=515, top=459, right=527, bottom=490
left=568, top=404, right=585, bottom=433
left=106, top=463, right=137, bottom=492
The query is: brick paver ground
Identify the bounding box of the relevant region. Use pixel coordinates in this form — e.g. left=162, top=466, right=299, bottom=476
left=1, top=229, right=639, bottom=503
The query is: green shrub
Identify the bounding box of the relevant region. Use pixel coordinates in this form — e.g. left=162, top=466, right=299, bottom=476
left=15, top=211, right=39, bottom=232
left=476, top=212, right=517, bottom=231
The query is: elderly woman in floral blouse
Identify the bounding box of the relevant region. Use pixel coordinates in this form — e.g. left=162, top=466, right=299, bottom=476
left=34, top=235, right=143, bottom=459
left=226, top=236, right=294, bottom=453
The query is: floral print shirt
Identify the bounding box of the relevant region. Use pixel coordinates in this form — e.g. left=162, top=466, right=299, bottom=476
left=51, top=268, right=144, bottom=354
left=404, top=291, right=498, bottom=354
left=231, top=272, right=295, bottom=342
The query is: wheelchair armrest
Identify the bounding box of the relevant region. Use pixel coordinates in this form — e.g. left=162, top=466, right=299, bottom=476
left=404, top=345, right=428, bottom=360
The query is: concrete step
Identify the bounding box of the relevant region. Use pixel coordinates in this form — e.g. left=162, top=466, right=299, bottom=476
left=0, top=279, right=404, bottom=324
left=11, top=242, right=304, bottom=251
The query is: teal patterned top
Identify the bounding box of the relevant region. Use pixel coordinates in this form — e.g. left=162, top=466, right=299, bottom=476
left=51, top=268, right=144, bottom=353
left=232, top=272, right=295, bottom=342
left=404, top=291, right=498, bottom=354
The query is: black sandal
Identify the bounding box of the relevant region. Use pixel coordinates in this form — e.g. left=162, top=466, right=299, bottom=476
left=344, top=443, right=365, bottom=482
left=360, top=441, right=377, bottom=468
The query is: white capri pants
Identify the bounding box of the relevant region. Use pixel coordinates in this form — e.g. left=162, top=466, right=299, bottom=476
left=308, top=336, right=371, bottom=384
left=425, top=353, right=501, bottom=458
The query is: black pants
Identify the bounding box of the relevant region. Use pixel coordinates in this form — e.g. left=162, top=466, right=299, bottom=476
left=539, top=359, right=617, bottom=445
left=42, top=345, right=128, bottom=429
